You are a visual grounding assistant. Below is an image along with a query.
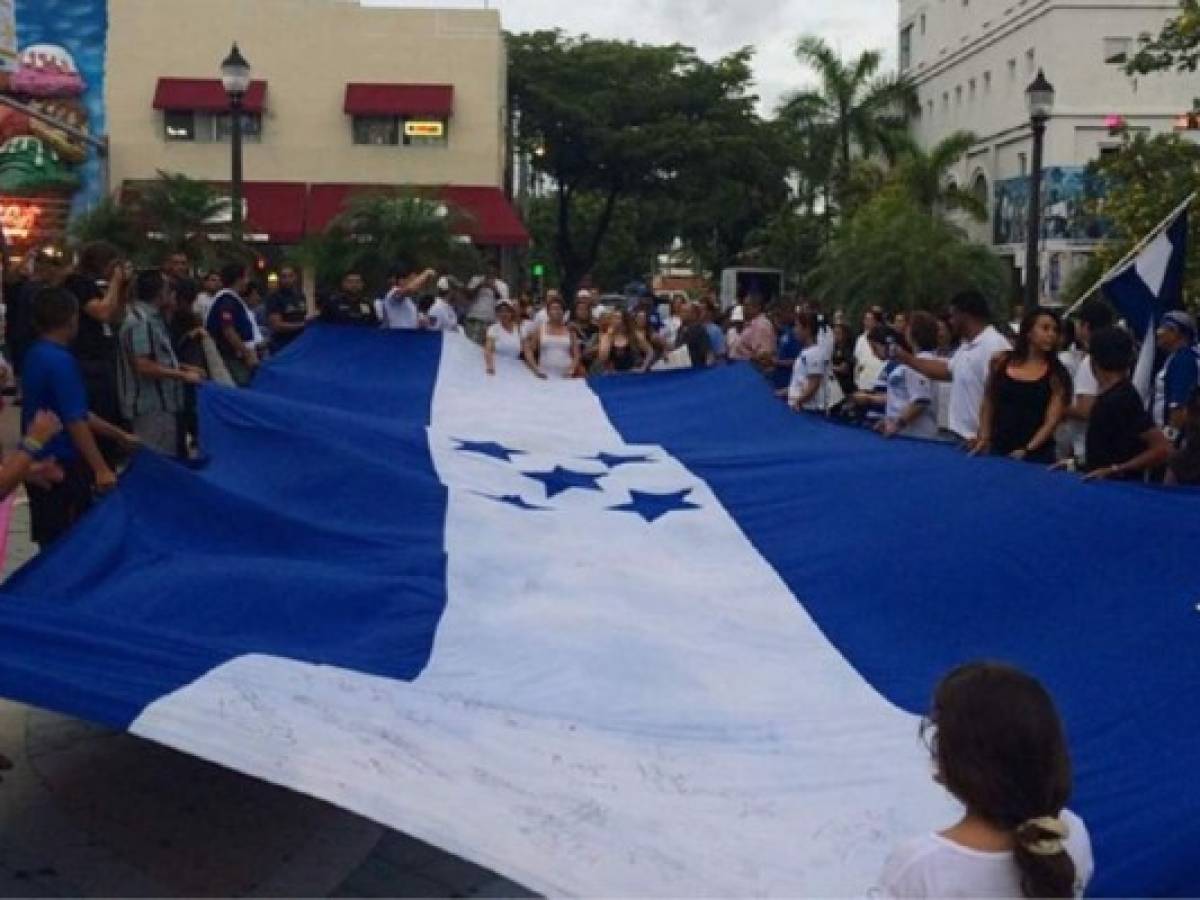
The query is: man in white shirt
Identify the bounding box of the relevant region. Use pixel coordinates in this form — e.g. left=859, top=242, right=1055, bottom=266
left=464, top=262, right=509, bottom=343
left=193, top=270, right=222, bottom=325
left=854, top=306, right=885, bottom=390
left=896, top=291, right=1011, bottom=443
left=377, top=266, right=436, bottom=330
left=424, top=277, right=459, bottom=332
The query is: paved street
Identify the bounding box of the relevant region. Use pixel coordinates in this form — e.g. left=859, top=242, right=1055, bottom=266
left=0, top=407, right=534, bottom=899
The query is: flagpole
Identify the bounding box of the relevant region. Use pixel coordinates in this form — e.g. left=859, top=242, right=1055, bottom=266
left=1064, top=190, right=1197, bottom=318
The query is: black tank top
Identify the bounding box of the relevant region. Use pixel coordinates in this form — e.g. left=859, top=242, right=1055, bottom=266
left=610, top=341, right=638, bottom=372
left=991, top=362, right=1054, bottom=461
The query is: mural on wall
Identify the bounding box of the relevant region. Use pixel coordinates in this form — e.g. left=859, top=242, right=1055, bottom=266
left=0, top=0, right=106, bottom=244
left=993, top=167, right=1108, bottom=246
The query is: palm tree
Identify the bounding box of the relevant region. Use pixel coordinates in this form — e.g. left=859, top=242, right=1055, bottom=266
left=779, top=36, right=917, bottom=204
left=135, top=171, right=230, bottom=263
left=890, top=130, right=987, bottom=221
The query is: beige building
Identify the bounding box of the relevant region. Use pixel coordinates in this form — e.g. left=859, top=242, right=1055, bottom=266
left=105, top=0, right=526, bottom=249
left=899, top=0, right=1196, bottom=302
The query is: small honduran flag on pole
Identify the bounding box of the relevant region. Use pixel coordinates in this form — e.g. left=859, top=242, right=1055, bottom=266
left=1102, top=201, right=1190, bottom=402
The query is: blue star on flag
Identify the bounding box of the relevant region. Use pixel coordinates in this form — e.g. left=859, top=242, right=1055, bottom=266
left=524, top=466, right=606, bottom=499
left=455, top=440, right=525, bottom=463
left=590, top=452, right=654, bottom=469
left=610, top=489, right=700, bottom=523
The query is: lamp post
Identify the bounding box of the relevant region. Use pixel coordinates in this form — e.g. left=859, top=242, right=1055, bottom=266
left=220, top=43, right=251, bottom=245
left=1024, top=69, right=1055, bottom=309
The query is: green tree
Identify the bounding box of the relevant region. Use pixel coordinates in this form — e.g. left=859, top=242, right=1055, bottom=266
left=809, top=186, right=1008, bottom=318
left=68, top=197, right=146, bottom=260
left=509, top=31, right=768, bottom=298
left=1126, top=0, right=1200, bottom=74
left=890, top=131, right=987, bottom=220
left=135, top=171, right=230, bottom=265
left=301, top=193, right=482, bottom=293
left=1077, top=130, right=1200, bottom=302
left=742, top=201, right=825, bottom=292
left=779, top=36, right=917, bottom=209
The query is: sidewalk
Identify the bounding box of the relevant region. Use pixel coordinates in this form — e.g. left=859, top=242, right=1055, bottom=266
left=0, top=406, right=533, bottom=898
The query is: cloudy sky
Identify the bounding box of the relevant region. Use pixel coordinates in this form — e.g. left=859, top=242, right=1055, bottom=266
left=362, top=0, right=897, bottom=112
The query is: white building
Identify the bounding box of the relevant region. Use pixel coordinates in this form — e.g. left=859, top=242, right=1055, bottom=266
left=899, top=0, right=1197, bottom=304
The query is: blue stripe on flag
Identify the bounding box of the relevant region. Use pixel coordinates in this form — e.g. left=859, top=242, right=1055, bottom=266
left=593, top=362, right=1200, bottom=897
left=0, top=326, right=451, bottom=727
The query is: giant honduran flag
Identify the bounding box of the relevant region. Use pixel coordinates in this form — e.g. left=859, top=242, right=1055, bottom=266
left=1, top=328, right=1199, bottom=896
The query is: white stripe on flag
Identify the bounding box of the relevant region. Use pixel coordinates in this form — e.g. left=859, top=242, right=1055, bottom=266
left=131, top=333, right=956, bottom=896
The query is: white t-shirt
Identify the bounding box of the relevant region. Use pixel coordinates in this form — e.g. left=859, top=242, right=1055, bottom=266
left=885, top=353, right=937, bottom=439
left=194, top=292, right=216, bottom=324
left=877, top=810, right=1093, bottom=899
left=947, top=325, right=1012, bottom=439
left=485, top=322, right=523, bottom=360
left=788, top=345, right=843, bottom=412
left=466, top=277, right=510, bottom=323
left=855, top=333, right=884, bottom=391
left=377, top=291, right=419, bottom=330
left=1062, top=353, right=1099, bottom=459
left=425, top=297, right=458, bottom=332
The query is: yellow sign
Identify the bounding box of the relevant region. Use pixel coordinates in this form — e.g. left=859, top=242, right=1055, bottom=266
left=404, top=120, right=445, bottom=138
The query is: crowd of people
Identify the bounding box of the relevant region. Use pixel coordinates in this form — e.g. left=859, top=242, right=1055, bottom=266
left=2, top=240, right=1199, bottom=550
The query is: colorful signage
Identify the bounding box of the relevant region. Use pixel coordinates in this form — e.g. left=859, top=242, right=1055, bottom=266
left=404, top=120, right=445, bottom=138
left=2, top=0, right=107, bottom=223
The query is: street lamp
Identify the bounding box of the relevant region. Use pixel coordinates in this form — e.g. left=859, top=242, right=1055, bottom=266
left=220, top=43, right=251, bottom=244
left=1024, top=69, right=1055, bottom=309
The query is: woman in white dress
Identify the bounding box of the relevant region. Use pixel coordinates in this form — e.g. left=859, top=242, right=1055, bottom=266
left=524, top=294, right=580, bottom=379
left=485, top=300, right=540, bottom=377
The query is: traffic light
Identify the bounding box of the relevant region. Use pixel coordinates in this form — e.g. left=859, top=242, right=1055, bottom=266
left=531, top=262, right=546, bottom=298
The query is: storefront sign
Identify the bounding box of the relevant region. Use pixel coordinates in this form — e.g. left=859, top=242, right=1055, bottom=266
left=404, top=120, right=444, bottom=138
left=0, top=199, right=43, bottom=239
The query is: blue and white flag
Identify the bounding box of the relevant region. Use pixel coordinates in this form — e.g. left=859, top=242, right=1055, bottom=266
left=1102, top=206, right=1189, bottom=402
left=1, top=328, right=1199, bottom=896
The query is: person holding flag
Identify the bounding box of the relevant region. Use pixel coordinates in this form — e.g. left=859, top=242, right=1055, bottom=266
left=1152, top=311, right=1199, bottom=440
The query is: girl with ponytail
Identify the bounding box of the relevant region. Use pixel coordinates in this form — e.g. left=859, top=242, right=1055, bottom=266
left=878, top=662, right=1094, bottom=898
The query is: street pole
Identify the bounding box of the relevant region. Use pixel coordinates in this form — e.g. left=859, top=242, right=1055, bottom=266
left=1024, top=113, right=1046, bottom=310
left=230, top=91, right=244, bottom=246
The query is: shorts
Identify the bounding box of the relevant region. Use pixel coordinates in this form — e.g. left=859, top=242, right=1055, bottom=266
left=133, top=411, right=180, bottom=458
left=27, top=459, right=94, bottom=548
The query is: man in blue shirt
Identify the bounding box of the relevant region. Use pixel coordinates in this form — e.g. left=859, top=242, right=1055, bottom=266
left=1153, top=310, right=1199, bottom=439
left=22, top=287, right=137, bottom=547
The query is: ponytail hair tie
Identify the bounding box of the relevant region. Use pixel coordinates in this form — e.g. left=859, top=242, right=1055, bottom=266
left=1016, top=815, right=1069, bottom=857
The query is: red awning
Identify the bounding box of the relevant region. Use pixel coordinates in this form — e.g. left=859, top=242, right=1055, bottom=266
left=120, top=180, right=306, bottom=244
left=343, top=84, right=454, bottom=118
left=153, top=78, right=269, bottom=113
left=239, top=182, right=307, bottom=243
left=307, top=184, right=529, bottom=247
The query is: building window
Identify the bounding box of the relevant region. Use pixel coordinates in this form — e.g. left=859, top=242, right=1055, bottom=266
left=162, top=111, right=262, bottom=143
left=1099, top=146, right=1121, bottom=162
left=351, top=116, right=449, bottom=148
left=353, top=116, right=400, bottom=145
left=1103, top=37, right=1133, bottom=65
left=955, top=85, right=963, bottom=106
left=969, top=78, right=977, bottom=101
left=1018, top=152, right=1028, bottom=176
left=164, top=110, right=195, bottom=142
left=900, top=25, right=913, bottom=70
left=920, top=13, right=926, bottom=35
left=972, top=173, right=988, bottom=210
left=1026, top=48, right=1036, bottom=74
left=1008, top=58, right=1017, bottom=81
left=983, top=71, right=992, bottom=94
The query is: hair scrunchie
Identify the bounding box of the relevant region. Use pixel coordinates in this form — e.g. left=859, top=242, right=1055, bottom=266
left=1016, top=816, right=1070, bottom=857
